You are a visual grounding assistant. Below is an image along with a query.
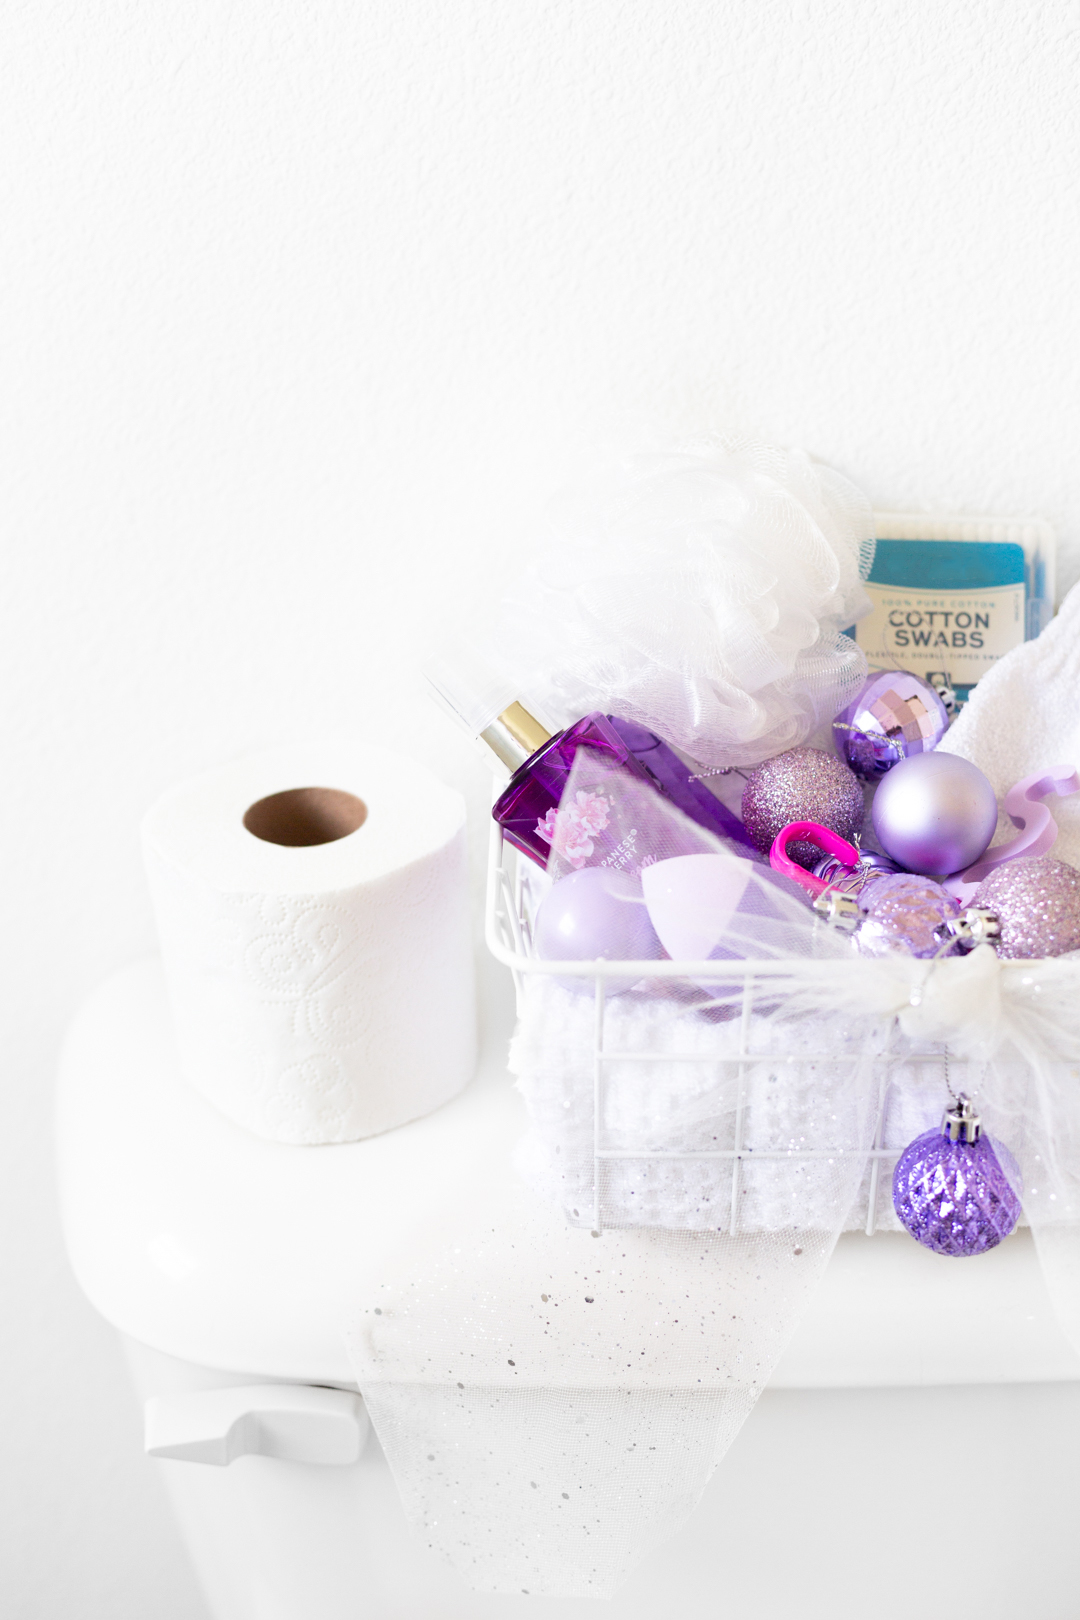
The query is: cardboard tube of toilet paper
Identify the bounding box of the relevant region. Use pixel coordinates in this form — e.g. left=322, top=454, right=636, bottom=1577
left=142, top=741, right=476, bottom=1145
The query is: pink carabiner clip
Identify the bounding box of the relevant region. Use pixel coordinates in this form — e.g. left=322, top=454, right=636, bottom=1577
left=944, top=765, right=1080, bottom=904
left=769, top=821, right=861, bottom=899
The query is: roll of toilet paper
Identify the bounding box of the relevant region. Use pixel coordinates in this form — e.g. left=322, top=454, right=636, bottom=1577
left=142, top=740, right=476, bottom=1145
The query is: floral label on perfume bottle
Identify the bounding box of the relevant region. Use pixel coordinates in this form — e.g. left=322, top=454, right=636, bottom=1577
left=537, top=789, right=623, bottom=871
left=541, top=754, right=728, bottom=886
left=538, top=788, right=651, bottom=877
left=853, top=538, right=1027, bottom=696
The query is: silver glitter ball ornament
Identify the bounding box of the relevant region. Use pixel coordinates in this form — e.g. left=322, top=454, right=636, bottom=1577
left=972, top=856, right=1080, bottom=959
left=741, top=747, right=864, bottom=869
left=856, top=873, right=961, bottom=959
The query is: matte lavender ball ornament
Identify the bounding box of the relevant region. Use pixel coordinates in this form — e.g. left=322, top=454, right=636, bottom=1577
left=534, top=866, right=659, bottom=994
left=834, top=670, right=950, bottom=780
left=972, top=855, right=1080, bottom=959
left=871, top=752, right=998, bottom=875
left=742, top=747, right=864, bottom=869
left=893, top=1094, right=1021, bottom=1257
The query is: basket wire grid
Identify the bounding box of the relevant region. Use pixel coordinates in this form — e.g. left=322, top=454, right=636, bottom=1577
left=485, top=815, right=946, bottom=1238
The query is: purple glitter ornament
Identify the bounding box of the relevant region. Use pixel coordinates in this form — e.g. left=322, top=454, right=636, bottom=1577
left=534, top=866, right=659, bottom=994
left=856, top=873, right=961, bottom=958
left=893, top=1095, right=1021, bottom=1257
left=741, top=748, right=864, bottom=870
left=972, top=855, right=1080, bottom=959
left=871, top=752, right=998, bottom=875
left=834, top=671, right=950, bottom=780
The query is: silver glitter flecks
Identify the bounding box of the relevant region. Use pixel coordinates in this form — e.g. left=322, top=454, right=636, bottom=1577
left=741, top=746, right=864, bottom=868
left=973, top=856, right=1080, bottom=960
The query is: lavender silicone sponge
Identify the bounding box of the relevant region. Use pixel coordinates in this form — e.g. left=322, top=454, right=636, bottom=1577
left=892, top=1130, right=1022, bottom=1257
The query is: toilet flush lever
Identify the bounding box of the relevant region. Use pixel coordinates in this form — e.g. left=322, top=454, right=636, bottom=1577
left=145, top=1385, right=369, bottom=1467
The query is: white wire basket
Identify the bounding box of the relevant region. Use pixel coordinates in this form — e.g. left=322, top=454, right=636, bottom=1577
left=485, top=814, right=950, bottom=1238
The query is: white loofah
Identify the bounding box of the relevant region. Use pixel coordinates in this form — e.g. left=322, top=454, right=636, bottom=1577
left=493, top=436, right=876, bottom=768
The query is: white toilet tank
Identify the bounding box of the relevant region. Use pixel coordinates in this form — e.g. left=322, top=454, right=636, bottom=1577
left=57, top=961, right=1080, bottom=1620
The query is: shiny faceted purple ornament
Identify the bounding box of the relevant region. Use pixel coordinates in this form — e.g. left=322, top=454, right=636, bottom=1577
left=856, top=873, right=961, bottom=958
left=834, top=670, right=950, bottom=780
left=893, top=1095, right=1022, bottom=1257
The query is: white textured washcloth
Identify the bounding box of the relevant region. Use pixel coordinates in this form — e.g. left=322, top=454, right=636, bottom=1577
left=939, top=580, right=1080, bottom=865
left=510, top=975, right=955, bottom=1235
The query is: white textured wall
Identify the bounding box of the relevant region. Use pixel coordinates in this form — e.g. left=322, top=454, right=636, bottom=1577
left=3, top=4, right=1079, bottom=1613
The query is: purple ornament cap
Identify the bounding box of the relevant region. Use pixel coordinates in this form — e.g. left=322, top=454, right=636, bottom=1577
left=893, top=1126, right=1021, bottom=1256
left=834, top=671, right=950, bottom=780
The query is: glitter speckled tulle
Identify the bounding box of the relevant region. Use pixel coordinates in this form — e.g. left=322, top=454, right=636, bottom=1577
left=346, top=1202, right=859, bottom=1597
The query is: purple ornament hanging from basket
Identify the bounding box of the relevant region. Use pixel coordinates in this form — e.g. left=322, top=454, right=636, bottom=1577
left=892, top=1094, right=1021, bottom=1257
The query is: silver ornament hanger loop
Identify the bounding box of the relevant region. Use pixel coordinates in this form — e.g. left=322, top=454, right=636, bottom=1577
left=941, top=1045, right=981, bottom=1135
left=810, top=833, right=865, bottom=932
left=811, top=888, right=862, bottom=931
left=927, top=670, right=960, bottom=719
left=942, top=1091, right=982, bottom=1144
left=934, top=907, right=1002, bottom=954
left=943, top=1043, right=955, bottom=1103
left=811, top=835, right=900, bottom=934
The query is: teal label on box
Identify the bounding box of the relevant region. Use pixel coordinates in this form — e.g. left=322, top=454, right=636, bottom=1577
left=854, top=539, right=1026, bottom=694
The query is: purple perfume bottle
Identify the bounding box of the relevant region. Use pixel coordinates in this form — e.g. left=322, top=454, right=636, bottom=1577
left=490, top=710, right=638, bottom=864
left=424, top=652, right=753, bottom=868
left=604, top=716, right=753, bottom=853
left=485, top=706, right=753, bottom=867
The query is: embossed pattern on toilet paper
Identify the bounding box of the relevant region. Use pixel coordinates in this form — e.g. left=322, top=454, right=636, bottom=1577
left=143, top=743, right=476, bottom=1145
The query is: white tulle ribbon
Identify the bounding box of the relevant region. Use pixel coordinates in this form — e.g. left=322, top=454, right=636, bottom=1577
left=767, top=946, right=1080, bottom=1074
left=345, top=1183, right=872, bottom=1597
left=761, top=946, right=1006, bottom=1058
